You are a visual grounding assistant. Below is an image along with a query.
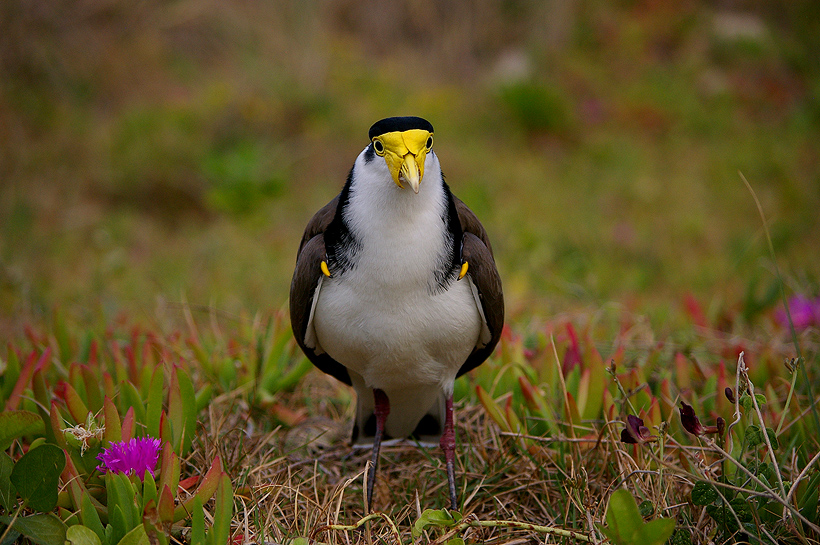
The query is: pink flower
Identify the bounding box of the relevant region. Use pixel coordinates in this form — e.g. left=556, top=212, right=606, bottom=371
left=97, top=437, right=161, bottom=479
left=775, top=295, right=820, bottom=330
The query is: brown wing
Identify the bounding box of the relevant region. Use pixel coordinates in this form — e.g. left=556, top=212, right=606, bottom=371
left=289, top=196, right=352, bottom=385
left=297, top=196, right=339, bottom=254
left=454, top=196, right=495, bottom=257
left=455, top=200, right=504, bottom=377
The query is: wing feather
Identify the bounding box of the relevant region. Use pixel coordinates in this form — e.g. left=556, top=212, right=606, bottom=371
left=289, top=196, right=352, bottom=385
left=455, top=203, right=504, bottom=377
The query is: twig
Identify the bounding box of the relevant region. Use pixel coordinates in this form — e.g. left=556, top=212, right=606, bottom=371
left=312, top=512, right=401, bottom=545
left=465, top=517, right=591, bottom=543
left=740, top=352, right=789, bottom=520
left=784, top=449, right=820, bottom=507
left=429, top=513, right=592, bottom=544
left=724, top=351, right=745, bottom=454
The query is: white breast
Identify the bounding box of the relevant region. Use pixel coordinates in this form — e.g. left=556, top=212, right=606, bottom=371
left=312, top=150, right=483, bottom=396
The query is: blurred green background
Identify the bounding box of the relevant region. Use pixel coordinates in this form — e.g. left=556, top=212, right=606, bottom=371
left=2, top=0, right=819, bottom=336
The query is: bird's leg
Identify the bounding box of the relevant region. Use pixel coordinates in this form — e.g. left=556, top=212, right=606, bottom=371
left=366, top=388, right=390, bottom=511
left=440, top=394, right=458, bottom=511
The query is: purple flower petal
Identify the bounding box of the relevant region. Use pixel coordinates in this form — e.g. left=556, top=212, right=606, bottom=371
left=620, top=428, right=638, bottom=444
left=775, top=295, right=819, bottom=330
left=680, top=401, right=722, bottom=436
left=621, top=414, right=653, bottom=444
left=97, top=437, right=161, bottom=479
left=680, top=401, right=703, bottom=436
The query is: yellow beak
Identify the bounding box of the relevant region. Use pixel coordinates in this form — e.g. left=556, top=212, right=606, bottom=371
left=399, top=153, right=421, bottom=194
left=372, top=129, right=432, bottom=194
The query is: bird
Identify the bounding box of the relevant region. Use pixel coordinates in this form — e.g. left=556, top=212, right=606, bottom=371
left=289, top=116, right=503, bottom=510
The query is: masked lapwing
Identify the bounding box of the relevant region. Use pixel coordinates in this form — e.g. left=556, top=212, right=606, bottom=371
left=289, top=116, right=504, bottom=510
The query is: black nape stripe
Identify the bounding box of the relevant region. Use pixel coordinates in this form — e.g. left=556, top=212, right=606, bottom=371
left=369, top=117, right=434, bottom=140
left=324, top=166, right=361, bottom=276
left=363, top=143, right=376, bottom=164
left=429, top=179, right=462, bottom=295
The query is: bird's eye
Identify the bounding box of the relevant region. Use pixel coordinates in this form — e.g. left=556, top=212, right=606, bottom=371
left=373, top=139, right=385, bottom=155
left=426, top=136, right=433, bottom=150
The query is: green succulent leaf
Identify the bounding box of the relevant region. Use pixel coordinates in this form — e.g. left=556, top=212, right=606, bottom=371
left=206, top=474, right=233, bottom=545
left=110, top=505, right=129, bottom=545
left=80, top=493, right=106, bottom=545
left=194, top=384, right=214, bottom=413
left=119, top=381, right=146, bottom=424
left=1, top=347, right=21, bottom=401
left=169, top=367, right=197, bottom=457
left=142, top=471, right=158, bottom=512
left=145, top=368, right=164, bottom=439
left=0, top=410, right=45, bottom=451
left=110, top=472, right=139, bottom=532
left=116, top=523, right=149, bottom=545
left=476, top=385, right=510, bottom=432
left=190, top=497, right=205, bottom=545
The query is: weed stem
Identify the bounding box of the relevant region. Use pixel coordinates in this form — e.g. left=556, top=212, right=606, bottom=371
left=740, top=352, right=789, bottom=519
left=312, top=512, right=401, bottom=544
left=740, top=172, right=820, bottom=433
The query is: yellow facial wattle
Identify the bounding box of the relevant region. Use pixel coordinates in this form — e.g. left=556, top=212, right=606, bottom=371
left=372, top=129, right=433, bottom=194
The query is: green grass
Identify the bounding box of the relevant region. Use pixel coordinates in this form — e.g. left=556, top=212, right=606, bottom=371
left=1, top=1, right=819, bottom=543
left=2, top=1, right=819, bottom=330
left=2, top=301, right=818, bottom=543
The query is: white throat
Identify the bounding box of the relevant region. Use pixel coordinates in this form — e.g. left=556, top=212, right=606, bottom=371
left=343, top=149, right=450, bottom=290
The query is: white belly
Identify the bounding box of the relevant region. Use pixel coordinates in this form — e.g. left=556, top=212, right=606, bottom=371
left=313, top=273, right=482, bottom=395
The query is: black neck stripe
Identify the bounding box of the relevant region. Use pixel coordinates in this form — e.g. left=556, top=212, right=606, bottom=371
left=369, top=117, right=434, bottom=140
